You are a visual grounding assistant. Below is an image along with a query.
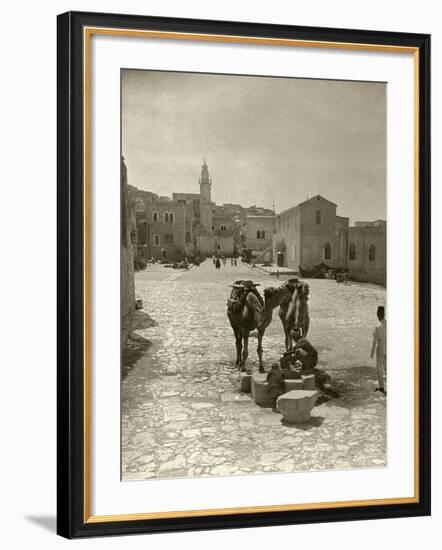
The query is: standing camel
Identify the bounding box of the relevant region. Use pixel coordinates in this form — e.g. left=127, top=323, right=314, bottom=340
left=227, top=281, right=291, bottom=373
left=279, top=281, right=310, bottom=351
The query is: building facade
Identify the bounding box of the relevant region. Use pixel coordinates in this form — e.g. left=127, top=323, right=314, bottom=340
left=244, top=215, right=274, bottom=261
left=274, top=195, right=385, bottom=285
left=135, top=200, right=194, bottom=261
left=347, top=221, right=386, bottom=285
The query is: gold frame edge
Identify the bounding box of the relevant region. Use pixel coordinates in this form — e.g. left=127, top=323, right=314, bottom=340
left=82, top=26, right=420, bottom=524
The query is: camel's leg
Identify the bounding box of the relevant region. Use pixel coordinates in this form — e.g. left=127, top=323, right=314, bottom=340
left=242, top=333, right=249, bottom=372
left=304, top=316, right=310, bottom=338
left=283, top=321, right=290, bottom=351
left=234, top=330, right=243, bottom=369
left=285, top=322, right=294, bottom=351
left=257, top=329, right=265, bottom=373
left=279, top=313, right=289, bottom=352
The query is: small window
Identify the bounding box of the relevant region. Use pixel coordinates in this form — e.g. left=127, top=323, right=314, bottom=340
left=165, top=233, right=174, bottom=244
left=349, top=243, right=356, bottom=260
left=324, top=243, right=331, bottom=260
left=153, top=211, right=158, bottom=222
left=154, top=235, right=160, bottom=246
left=164, top=212, right=169, bottom=223
left=169, top=212, right=174, bottom=223
left=369, top=244, right=376, bottom=261
left=221, top=225, right=227, bottom=231
left=315, top=210, right=321, bottom=224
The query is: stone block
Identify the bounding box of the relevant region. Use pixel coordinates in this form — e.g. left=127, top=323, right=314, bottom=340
left=239, top=373, right=252, bottom=393
left=302, top=374, right=316, bottom=390
left=284, top=379, right=304, bottom=392
left=277, top=390, right=319, bottom=423
left=251, top=373, right=273, bottom=407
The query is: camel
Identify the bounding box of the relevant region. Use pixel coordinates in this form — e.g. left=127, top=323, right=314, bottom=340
left=227, top=281, right=291, bottom=373
left=279, top=281, right=310, bottom=351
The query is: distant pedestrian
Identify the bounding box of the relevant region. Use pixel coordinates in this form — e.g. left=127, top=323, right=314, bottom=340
left=234, top=258, right=237, bottom=266
left=371, top=305, right=387, bottom=395
left=222, top=256, right=226, bottom=266
left=215, top=258, right=221, bottom=270
left=212, top=254, right=216, bottom=265
left=230, top=257, right=233, bottom=265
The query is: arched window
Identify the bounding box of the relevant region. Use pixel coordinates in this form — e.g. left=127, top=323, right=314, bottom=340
left=324, top=243, right=331, bottom=260
left=349, top=243, right=356, bottom=260
left=164, top=212, right=169, bottom=223
left=169, top=212, right=174, bottom=223
left=256, top=230, right=260, bottom=239
left=369, top=244, right=376, bottom=261
left=316, top=210, right=321, bottom=224
left=153, top=211, right=158, bottom=222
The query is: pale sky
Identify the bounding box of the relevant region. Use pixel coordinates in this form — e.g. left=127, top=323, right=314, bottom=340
left=122, top=70, right=386, bottom=223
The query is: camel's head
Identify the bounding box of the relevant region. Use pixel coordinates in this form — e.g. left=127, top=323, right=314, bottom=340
left=264, top=285, right=291, bottom=307
left=297, top=282, right=310, bottom=298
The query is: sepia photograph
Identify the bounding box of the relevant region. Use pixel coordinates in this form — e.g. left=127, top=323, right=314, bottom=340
left=120, top=69, right=387, bottom=481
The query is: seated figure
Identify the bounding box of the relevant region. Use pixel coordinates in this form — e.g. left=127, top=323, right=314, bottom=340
left=280, top=327, right=318, bottom=375
left=266, top=363, right=285, bottom=407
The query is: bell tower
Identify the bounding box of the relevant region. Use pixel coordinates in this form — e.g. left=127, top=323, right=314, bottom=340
left=199, top=158, right=213, bottom=234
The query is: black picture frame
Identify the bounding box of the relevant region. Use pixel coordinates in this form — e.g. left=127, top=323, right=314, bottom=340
left=57, top=10, right=431, bottom=539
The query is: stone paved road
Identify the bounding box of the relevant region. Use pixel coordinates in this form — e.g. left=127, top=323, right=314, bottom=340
left=122, top=260, right=386, bottom=480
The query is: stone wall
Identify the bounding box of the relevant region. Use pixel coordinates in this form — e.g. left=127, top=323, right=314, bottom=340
left=299, top=196, right=339, bottom=269
left=214, top=234, right=234, bottom=256
left=279, top=207, right=301, bottom=269
left=244, top=215, right=274, bottom=253
left=139, top=201, right=194, bottom=261
left=347, top=225, right=386, bottom=285
left=121, top=158, right=136, bottom=346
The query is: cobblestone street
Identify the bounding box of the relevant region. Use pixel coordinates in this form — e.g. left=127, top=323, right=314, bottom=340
left=122, top=260, right=387, bottom=480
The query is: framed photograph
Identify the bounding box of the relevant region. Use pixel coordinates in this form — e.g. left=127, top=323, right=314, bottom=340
left=57, top=11, right=431, bottom=538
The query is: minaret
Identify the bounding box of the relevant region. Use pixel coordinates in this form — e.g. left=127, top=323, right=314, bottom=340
left=199, top=158, right=212, bottom=203
left=199, top=158, right=213, bottom=234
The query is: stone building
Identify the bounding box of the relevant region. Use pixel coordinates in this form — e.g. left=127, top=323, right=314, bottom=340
left=121, top=157, right=136, bottom=345
left=129, top=159, right=276, bottom=259
left=273, top=194, right=386, bottom=285
left=347, top=220, right=387, bottom=285
left=134, top=200, right=194, bottom=261
left=244, top=214, right=274, bottom=260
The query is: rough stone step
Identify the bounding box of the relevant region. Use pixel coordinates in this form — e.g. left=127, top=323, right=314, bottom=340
left=251, top=373, right=273, bottom=407
left=239, top=372, right=252, bottom=393
left=302, top=374, right=316, bottom=390
left=277, top=389, right=319, bottom=423
left=284, top=379, right=304, bottom=392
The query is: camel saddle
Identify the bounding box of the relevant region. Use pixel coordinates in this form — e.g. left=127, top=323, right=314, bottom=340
left=227, top=280, right=262, bottom=314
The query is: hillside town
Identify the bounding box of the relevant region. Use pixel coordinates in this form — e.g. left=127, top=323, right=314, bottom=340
left=125, top=157, right=386, bottom=285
